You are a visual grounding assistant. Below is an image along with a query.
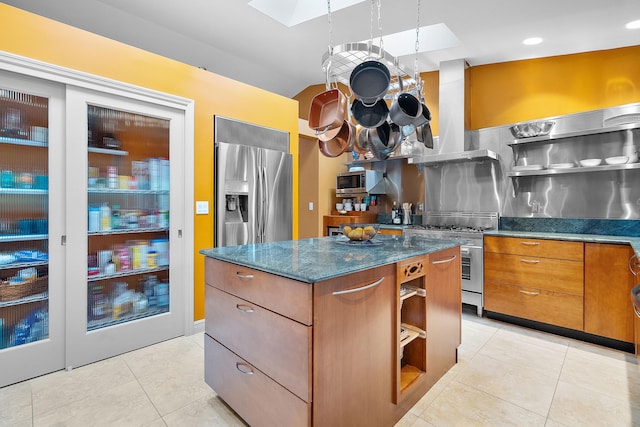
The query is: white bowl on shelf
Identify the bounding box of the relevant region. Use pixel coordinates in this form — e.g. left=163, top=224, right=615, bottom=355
left=604, top=156, right=629, bottom=165
left=579, top=158, right=602, bottom=167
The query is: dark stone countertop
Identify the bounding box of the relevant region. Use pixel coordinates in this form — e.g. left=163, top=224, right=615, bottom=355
left=489, top=217, right=640, bottom=258
left=200, top=234, right=463, bottom=283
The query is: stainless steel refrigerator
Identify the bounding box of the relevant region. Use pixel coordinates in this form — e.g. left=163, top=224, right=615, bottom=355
left=214, top=116, right=292, bottom=247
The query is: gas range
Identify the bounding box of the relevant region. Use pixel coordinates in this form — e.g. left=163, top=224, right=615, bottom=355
left=403, top=212, right=498, bottom=245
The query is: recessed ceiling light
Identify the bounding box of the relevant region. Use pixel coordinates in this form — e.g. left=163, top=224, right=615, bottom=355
left=523, top=37, right=543, bottom=46
left=626, top=20, right=640, bottom=29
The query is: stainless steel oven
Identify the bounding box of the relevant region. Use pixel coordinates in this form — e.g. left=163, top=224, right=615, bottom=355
left=403, top=212, right=498, bottom=316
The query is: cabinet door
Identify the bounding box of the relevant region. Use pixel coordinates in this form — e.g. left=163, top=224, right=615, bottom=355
left=313, top=264, right=396, bottom=427
left=0, top=71, right=65, bottom=386
left=585, top=243, right=635, bottom=342
left=427, top=246, right=461, bottom=382
left=65, top=86, right=185, bottom=368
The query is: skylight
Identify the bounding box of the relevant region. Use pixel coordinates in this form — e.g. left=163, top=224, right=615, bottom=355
left=248, top=0, right=366, bottom=27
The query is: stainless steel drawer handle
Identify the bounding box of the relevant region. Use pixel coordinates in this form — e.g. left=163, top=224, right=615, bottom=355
left=235, top=362, right=254, bottom=375
left=520, top=241, right=540, bottom=246
left=236, top=304, right=254, bottom=313
left=236, top=272, right=254, bottom=280
left=629, top=254, right=639, bottom=276
left=332, top=277, right=384, bottom=296
left=520, top=259, right=540, bottom=264
left=432, top=255, right=457, bottom=265
left=519, top=290, right=540, bottom=296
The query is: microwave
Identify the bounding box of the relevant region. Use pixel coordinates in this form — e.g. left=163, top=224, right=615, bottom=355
left=336, top=170, right=384, bottom=195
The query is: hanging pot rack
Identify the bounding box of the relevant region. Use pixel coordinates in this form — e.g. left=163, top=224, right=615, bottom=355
left=321, top=43, right=419, bottom=101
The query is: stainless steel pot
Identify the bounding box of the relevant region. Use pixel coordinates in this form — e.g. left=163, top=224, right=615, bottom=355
left=389, top=82, right=422, bottom=127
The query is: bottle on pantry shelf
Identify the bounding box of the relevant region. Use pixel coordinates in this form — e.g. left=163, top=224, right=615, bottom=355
left=107, top=166, right=118, bottom=189
left=88, top=206, right=100, bottom=232
left=391, top=201, right=398, bottom=220
left=112, top=205, right=120, bottom=230
left=100, top=203, right=111, bottom=231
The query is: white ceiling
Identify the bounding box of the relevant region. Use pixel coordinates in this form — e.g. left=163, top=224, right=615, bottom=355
left=4, top=0, right=640, bottom=98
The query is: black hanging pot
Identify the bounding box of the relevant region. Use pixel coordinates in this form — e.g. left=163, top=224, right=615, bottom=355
left=349, top=60, right=391, bottom=106
left=351, top=98, right=389, bottom=129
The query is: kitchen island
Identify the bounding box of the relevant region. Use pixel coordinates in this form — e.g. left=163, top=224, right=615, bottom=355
left=200, top=234, right=462, bottom=427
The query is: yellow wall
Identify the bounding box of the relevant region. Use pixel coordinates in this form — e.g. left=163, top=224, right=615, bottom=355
left=470, top=46, right=640, bottom=129
left=0, top=4, right=300, bottom=322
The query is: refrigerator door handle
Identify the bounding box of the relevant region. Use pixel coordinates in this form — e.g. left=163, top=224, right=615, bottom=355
left=261, top=165, right=268, bottom=242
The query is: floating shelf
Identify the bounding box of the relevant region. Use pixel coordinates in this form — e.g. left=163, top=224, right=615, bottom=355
left=507, top=121, right=640, bottom=147
left=508, top=162, right=640, bottom=177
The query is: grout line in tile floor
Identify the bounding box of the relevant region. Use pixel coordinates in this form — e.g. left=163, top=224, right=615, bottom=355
left=1, top=313, right=638, bottom=427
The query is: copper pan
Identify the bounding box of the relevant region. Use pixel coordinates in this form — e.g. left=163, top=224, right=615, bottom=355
left=318, top=120, right=351, bottom=158
left=308, top=88, right=347, bottom=134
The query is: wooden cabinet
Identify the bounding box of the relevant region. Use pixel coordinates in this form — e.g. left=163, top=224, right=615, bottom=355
left=486, top=236, right=640, bottom=346
left=584, top=243, right=636, bottom=342
left=484, top=236, right=584, bottom=330
left=426, top=246, right=462, bottom=383
left=205, top=259, right=312, bottom=426
left=204, top=245, right=461, bottom=427
left=313, top=265, right=396, bottom=427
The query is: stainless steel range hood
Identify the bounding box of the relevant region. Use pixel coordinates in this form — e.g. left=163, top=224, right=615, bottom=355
left=409, top=59, right=498, bottom=165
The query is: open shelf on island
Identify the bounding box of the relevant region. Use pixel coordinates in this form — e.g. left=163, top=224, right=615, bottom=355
left=400, top=322, right=426, bottom=348
left=400, top=364, right=424, bottom=393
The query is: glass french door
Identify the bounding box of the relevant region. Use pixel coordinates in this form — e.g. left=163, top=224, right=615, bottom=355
left=0, top=71, right=65, bottom=387
left=65, top=86, right=185, bottom=369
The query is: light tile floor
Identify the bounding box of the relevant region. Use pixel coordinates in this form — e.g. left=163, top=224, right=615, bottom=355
left=1, top=312, right=639, bottom=427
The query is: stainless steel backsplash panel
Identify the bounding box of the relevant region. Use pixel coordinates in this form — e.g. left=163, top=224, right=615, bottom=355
left=427, top=102, right=640, bottom=219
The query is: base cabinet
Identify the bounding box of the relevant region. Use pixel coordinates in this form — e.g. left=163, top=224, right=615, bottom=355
left=584, top=243, right=635, bottom=342
left=484, top=236, right=584, bottom=331
left=204, top=246, right=461, bottom=427
left=486, top=236, right=638, bottom=345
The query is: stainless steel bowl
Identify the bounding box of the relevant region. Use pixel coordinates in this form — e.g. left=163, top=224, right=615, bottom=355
left=510, top=121, right=555, bottom=138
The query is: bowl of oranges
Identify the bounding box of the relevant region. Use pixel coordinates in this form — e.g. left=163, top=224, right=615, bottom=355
left=339, top=223, right=380, bottom=242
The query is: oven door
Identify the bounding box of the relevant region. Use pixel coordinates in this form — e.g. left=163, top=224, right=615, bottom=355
left=460, top=244, right=483, bottom=293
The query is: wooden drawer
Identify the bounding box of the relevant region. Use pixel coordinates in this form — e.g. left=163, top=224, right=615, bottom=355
left=205, top=285, right=311, bottom=402
left=484, top=236, right=584, bottom=261
left=205, top=335, right=310, bottom=427
left=485, top=281, right=583, bottom=331
left=485, top=252, right=584, bottom=295
left=205, top=257, right=312, bottom=325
